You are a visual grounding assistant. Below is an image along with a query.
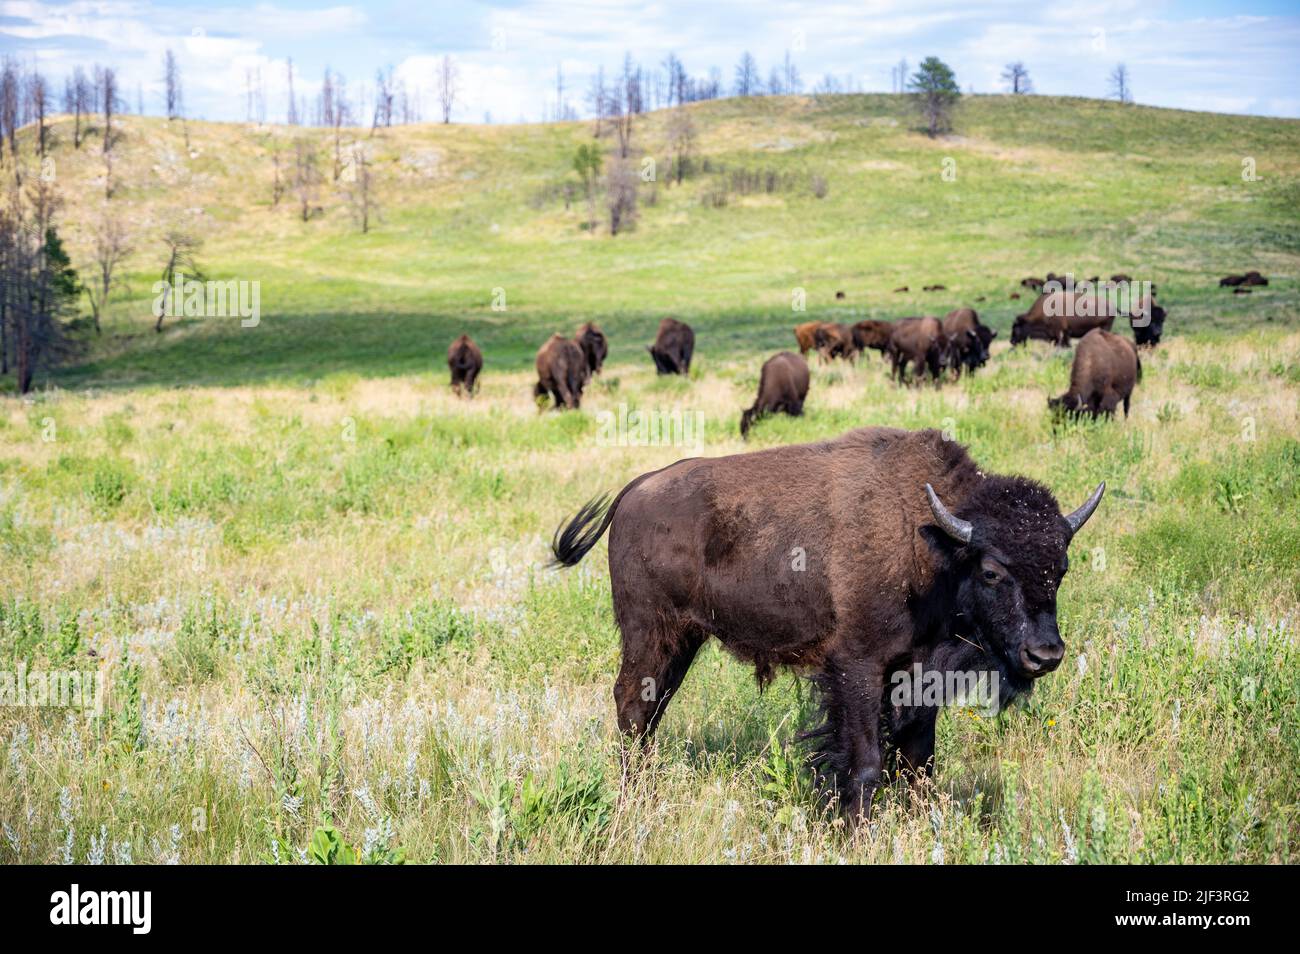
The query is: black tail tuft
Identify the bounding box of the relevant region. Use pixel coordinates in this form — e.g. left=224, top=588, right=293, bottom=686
left=550, top=493, right=614, bottom=567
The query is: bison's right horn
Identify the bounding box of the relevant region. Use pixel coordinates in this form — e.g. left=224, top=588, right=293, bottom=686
left=1064, top=481, right=1105, bottom=536
left=925, top=484, right=973, bottom=544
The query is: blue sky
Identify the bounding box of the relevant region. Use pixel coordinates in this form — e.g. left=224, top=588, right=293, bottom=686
left=2, top=1, right=1298, bottom=122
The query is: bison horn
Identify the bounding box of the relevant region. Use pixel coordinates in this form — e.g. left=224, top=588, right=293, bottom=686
left=1064, top=481, right=1106, bottom=536
left=925, top=484, right=972, bottom=544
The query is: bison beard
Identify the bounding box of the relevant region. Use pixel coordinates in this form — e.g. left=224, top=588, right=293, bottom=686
left=551, top=427, right=1103, bottom=818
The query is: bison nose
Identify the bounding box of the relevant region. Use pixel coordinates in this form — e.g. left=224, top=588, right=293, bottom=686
left=1020, top=640, right=1064, bottom=675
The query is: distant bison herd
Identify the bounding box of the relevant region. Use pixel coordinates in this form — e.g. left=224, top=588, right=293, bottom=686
left=447, top=270, right=1270, bottom=430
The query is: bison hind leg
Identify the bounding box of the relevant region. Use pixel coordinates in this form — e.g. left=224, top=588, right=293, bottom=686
left=614, top=622, right=705, bottom=740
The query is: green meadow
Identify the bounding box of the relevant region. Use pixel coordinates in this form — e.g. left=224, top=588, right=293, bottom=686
left=1, top=93, right=1298, bottom=863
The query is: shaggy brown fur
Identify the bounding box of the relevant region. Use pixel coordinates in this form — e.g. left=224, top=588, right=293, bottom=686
left=576, top=322, right=608, bottom=375
left=1049, top=329, right=1141, bottom=418
left=551, top=427, right=1103, bottom=817
left=741, top=352, right=810, bottom=438
left=852, top=319, right=894, bottom=355
left=942, top=308, right=995, bottom=378
left=793, top=320, right=825, bottom=356
left=447, top=334, right=483, bottom=397
left=648, top=317, right=694, bottom=375
left=813, top=322, right=858, bottom=363
left=1221, top=271, right=1268, bottom=288
left=534, top=333, right=589, bottom=410
left=887, top=316, right=947, bottom=384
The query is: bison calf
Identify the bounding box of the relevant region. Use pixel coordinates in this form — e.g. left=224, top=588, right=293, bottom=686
left=1049, top=328, right=1141, bottom=418
left=447, top=334, right=483, bottom=397
left=741, top=352, right=810, bottom=438
left=576, top=322, right=608, bottom=375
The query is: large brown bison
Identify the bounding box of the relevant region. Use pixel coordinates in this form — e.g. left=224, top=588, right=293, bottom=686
left=1049, top=329, right=1141, bottom=418
left=793, top=320, right=823, bottom=356
left=447, top=334, right=483, bottom=397
left=851, top=319, right=894, bottom=356
left=576, top=322, right=608, bottom=375
left=740, top=351, right=810, bottom=438
left=1011, top=288, right=1114, bottom=346
left=551, top=426, right=1104, bottom=816
left=648, top=318, right=694, bottom=375
left=813, top=322, right=858, bottom=363
left=534, top=333, right=589, bottom=410
left=942, top=308, right=995, bottom=377
left=887, top=316, right=947, bottom=384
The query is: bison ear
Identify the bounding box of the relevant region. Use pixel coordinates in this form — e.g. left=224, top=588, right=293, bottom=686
left=925, top=484, right=973, bottom=544
left=1064, top=482, right=1105, bottom=536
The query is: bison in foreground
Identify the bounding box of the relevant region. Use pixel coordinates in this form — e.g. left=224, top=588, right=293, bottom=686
left=551, top=427, right=1104, bottom=817
left=447, top=334, right=483, bottom=397
left=576, top=322, right=608, bottom=375
left=1049, top=328, right=1141, bottom=418
left=740, top=351, right=810, bottom=438
left=534, top=333, right=589, bottom=410
left=648, top=318, right=694, bottom=375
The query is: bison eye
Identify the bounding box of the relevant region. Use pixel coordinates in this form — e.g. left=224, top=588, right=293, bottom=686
left=982, top=568, right=1000, bottom=584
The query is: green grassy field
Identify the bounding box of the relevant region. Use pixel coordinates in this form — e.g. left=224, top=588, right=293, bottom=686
left=1, top=94, right=1298, bottom=863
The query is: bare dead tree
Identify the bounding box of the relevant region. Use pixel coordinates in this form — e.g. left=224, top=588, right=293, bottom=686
left=286, top=58, right=298, bottom=125
left=63, top=67, right=90, bottom=147
left=292, top=137, right=321, bottom=221
left=331, top=77, right=351, bottom=180
left=666, top=107, right=695, bottom=185
left=1, top=58, right=20, bottom=177
left=437, top=55, right=459, bottom=124
left=271, top=148, right=284, bottom=207
left=372, top=66, right=394, bottom=133
left=27, top=70, right=49, bottom=159
left=156, top=231, right=203, bottom=332
left=1109, top=63, right=1132, bottom=104
left=586, top=66, right=607, bottom=137
left=346, top=144, right=379, bottom=233
left=164, top=49, right=184, bottom=119
left=84, top=210, right=131, bottom=334
left=1001, top=61, right=1032, bottom=95
left=605, top=155, right=638, bottom=236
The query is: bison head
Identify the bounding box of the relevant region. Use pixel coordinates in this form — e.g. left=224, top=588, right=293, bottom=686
left=1009, top=317, right=1029, bottom=346
left=923, top=478, right=1104, bottom=680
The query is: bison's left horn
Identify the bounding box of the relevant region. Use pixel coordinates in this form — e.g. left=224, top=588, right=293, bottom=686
left=925, top=484, right=972, bottom=544
left=1064, top=481, right=1106, bottom=536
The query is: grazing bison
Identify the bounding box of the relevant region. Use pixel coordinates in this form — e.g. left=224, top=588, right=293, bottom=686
left=576, top=322, right=608, bottom=375
left=942, top=308, right=995, bottom=377
left=1012, top=289, right=1114, bottom=346
left=551, top=426, right=1104, bottom=816
left=447, top=334, right=483, bottom=397
left=1129, top=292, right=1166, bottom=347
left=893, top=286, right=909, bottom=293
left=1221, top=271, right=1268, bottom=288
left=740, top=352, right=810, bottom=438
left=648, top=317, right=694, bottom=375
left=793, top=320, right=824, bottom=356
left=813, top=322, right=858, bottom=363
left=534, top=333, right=589, bottom=410
left=852, top=319, right=894, bottom=356
left=835, top=290, right=846, bottom=300
left=922, top=284, right=947, bottom=292
left=1049, top=329, right=1141, bottom=418
left=888, top=316, right=948, bottom=384
left=1021, top=277, right=1045, bottom=291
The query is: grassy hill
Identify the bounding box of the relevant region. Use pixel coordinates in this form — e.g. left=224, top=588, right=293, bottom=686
left=20, top=92, right=1300, bottom=388
left=0, top=96, right=1298, bottom=864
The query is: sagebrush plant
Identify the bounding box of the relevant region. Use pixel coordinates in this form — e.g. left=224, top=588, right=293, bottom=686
left=0, top=96, right=1297, bottom=863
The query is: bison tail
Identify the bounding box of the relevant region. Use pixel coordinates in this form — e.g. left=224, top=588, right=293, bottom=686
left=550, top=493, right=616, bottom=567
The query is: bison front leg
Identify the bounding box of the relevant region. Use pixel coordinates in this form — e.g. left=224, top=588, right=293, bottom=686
left=809, top=656, right=885, bottom=821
